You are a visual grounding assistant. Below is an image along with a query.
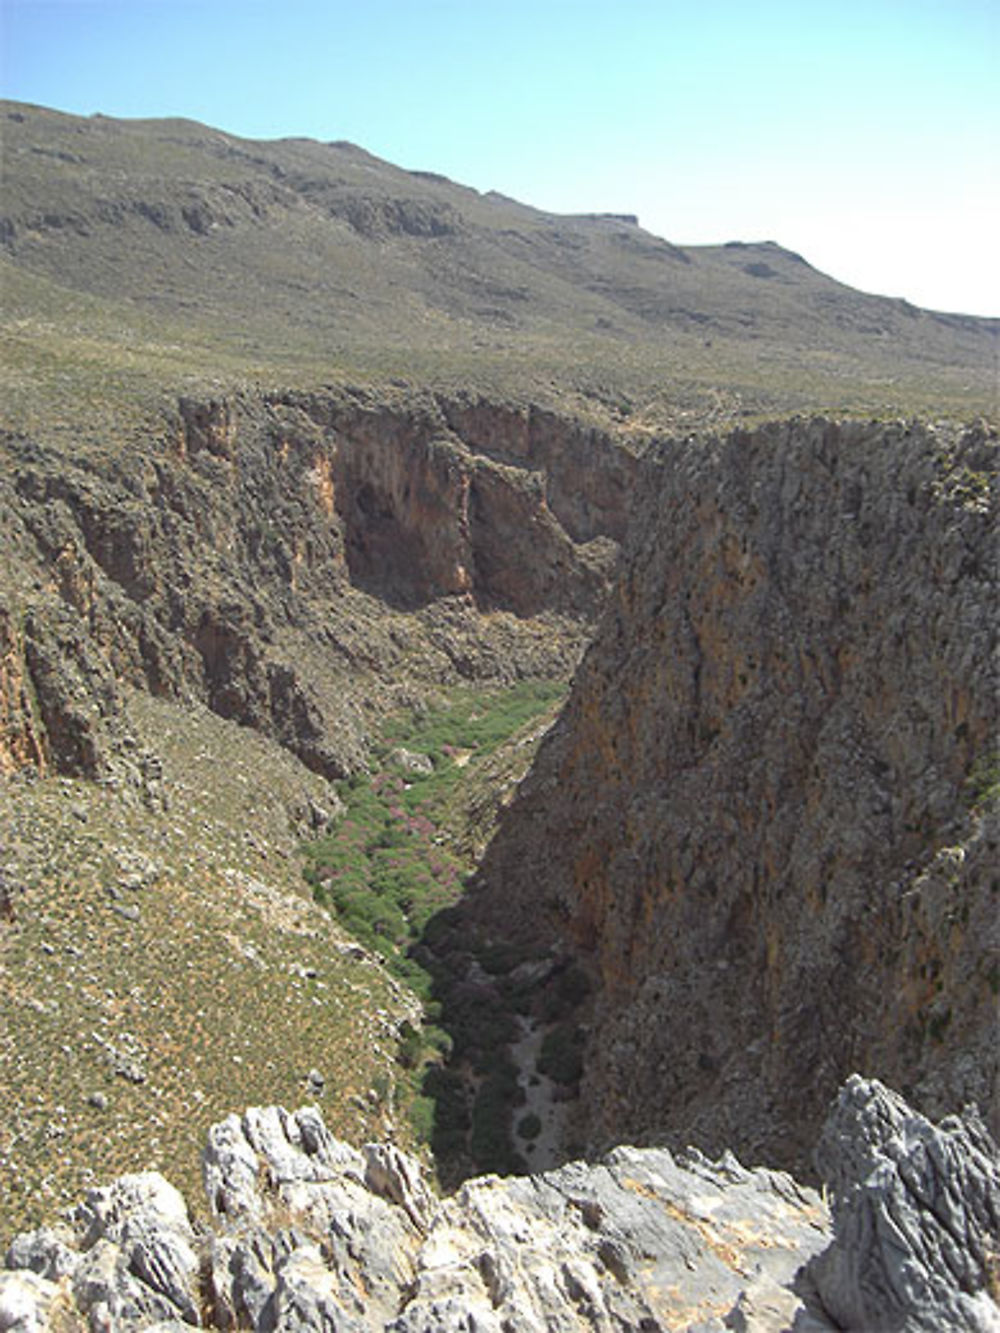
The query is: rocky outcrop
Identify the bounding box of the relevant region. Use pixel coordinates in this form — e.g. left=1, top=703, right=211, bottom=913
left=807, top=1075, right=1000, bottom=1333
left=0, top=390, right=635, bottom=781
left=3, top=1079, right=996, bottom=1331
left=0, top=603, right=46, bottom=776
left=470, top=416, right=999, bottom=1173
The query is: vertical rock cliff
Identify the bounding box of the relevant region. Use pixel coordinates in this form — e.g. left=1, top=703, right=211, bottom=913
left=470, top=417, right=998, bottom=1172
left=0, top=390, right=636, bottom=782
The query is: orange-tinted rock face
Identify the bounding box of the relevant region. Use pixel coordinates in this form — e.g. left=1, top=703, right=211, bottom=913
left=0, top=388, right=634, bottom=780
left=471, top=418, right=998, bottom=1173
left=0, top=608, right=46, bottom=776
left=284, top=391, right=636, bottom=616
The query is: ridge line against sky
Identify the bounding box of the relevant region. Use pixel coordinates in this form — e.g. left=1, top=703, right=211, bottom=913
left=1, top=0, right=998, bottom=319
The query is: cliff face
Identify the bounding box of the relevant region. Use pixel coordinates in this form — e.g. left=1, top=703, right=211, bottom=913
left=471, top=417, right=998, bottom=1171
left=0, top=390, right=635, bottom=781
left=0, top=606, right=46, bottom=776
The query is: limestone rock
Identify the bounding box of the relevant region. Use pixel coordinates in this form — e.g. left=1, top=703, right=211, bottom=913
left=202, top=1104, right=367, bottom=1223
left=363, top=1142, right=435, bottom=1230
left=4, top=1226, right=79, bottom=1281
left=388, top=747, right=434, bottom=776
left=72, top=1171, right=201, bottom=1326
left=807, top=1075, right=1000, bottom=1333
left=5, top=1083, right=995, bottom=1329
left=470, top=417, right=999, bottom=1174
left=0, top=1269, right=62, bottom=1333
left=397, top=1143, right=830, bottom=1331
left=262, top=1242, right=369, bottom=1332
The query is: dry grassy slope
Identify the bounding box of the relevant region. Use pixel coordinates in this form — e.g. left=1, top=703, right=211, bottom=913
left=0, top=689, right=425, bottom=1244
left=1, top=99, right=995, bottom=435
left=0, top=381, right=612, bottom=1241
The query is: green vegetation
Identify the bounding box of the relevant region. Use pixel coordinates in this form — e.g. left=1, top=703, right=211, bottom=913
left=296, top=680, right=598, bottom=1180
left=302, top=679, right=565, bottom=991
left=300, top=680, right=566, bottom=1168
left=516, top=1112, right=542, bottom=1141
left=469, top=1056, right=527, bottom=1176
left=537, top=1023, right=586, bottom=1085
left=965, top=753, right=1000, bottom=811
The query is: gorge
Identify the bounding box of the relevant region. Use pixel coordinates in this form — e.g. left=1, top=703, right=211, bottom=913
left=1, top=100, right=998, bottom=1330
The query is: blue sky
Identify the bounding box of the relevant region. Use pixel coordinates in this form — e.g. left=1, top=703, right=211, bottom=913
left=2, top=0, right=998, bottom=316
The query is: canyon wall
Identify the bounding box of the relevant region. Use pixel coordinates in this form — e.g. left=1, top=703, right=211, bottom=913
left=0, top=391, right=636, bottom=780
left=470, top=416, right=998, bottom=1172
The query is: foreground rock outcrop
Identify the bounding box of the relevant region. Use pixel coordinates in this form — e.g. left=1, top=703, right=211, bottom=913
left=3, top=1078, right=997, bottom=1331
left=471, top=416, right=998, bottom=1173
left=809, top=1075, right=1000, bottom=1333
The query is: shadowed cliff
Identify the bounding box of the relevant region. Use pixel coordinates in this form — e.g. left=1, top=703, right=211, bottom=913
left=0, top=388, right=634, bottom=783
left=468, top=416, right=999, bottom=1173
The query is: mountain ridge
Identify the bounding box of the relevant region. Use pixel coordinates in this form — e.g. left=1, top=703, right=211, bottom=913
left=2, top=99, right=995, bottom=439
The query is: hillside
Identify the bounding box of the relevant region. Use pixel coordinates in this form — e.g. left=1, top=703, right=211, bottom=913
left=1, top=100, right=997, bottom=1328
left=2, top=99, right=996, bottom=443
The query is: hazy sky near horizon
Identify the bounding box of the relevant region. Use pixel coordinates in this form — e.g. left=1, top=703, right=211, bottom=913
left=2, top=0, right=998, bottom=317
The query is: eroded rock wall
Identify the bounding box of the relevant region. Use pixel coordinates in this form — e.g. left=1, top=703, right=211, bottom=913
left=0, top=390, right=635, bottom=780
left=471, top=417, right=999, bottom=1172
left=0, top=604, right=45, bottom=776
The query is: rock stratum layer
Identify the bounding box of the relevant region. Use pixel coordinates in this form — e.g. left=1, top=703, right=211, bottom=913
left=3, top=1078, right=998, bottom=1332
left=0, top=389, right=633, bottom=783
left=471, top=416, right=999, bottom=1172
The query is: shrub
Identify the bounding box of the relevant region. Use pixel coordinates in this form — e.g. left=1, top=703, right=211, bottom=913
left=516, top=1112, right=542, bottom=1141
left=478, top=941, right=541, bottom=976
left=537, top=1023, right=585, bottom=1084
left=408, top=1094, right=436, bottom=1144
left=469, top=1059, right=523, bottom=1173
left=396, top=1021, right=424, bottom=1070
left=965, top=753, right=1000, bottom=810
